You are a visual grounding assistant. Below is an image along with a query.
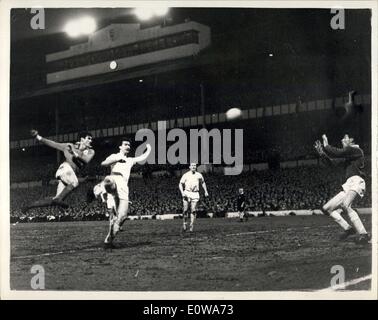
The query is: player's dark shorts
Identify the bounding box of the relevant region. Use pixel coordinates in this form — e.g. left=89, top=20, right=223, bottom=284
left=237, top=206, right=245, bottom=212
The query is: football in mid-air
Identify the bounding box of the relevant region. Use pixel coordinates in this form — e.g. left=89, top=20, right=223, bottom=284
left=226, top=107, right=242, bottom=120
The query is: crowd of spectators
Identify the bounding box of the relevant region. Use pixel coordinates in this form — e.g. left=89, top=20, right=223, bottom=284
left=10, top=164, right=372, bottom=223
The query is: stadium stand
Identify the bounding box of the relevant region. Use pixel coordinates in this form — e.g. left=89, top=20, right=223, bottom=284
left=10, top=163, right=372, bottom=223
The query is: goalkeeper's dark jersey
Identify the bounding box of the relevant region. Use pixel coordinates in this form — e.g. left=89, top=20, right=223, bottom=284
left=324, top=145, right=365, bottom=180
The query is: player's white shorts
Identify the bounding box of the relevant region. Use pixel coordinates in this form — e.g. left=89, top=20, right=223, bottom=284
left=342, top=175, right=366, bottom=198
left=183, top=190, right=200, bottom=202
left=94, top=175, right=128, bottom=210
left=111, top=175, right=129, bottom=201
left=55, top=162, right=79, bottom=187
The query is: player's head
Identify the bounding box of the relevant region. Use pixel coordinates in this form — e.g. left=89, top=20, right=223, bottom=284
left=119, top=139, right=131, bottom=155
left=341, top=134, right=354, bottom=147
left=103, top=176, right=116, bottom=194
left=239, top=188, right=244, bottom=194
left=189, top=163, right=197, bottom=172
left=78, top=131, right=93, bottom=148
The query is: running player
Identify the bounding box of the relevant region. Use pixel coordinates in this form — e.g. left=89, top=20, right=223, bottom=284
left=179, top=163, right=209, bottom=232
left=22, top=130, right=94, bottom=212
left=237, top=188, right=247, bottom=222
left=314, top=134, right=370, bottom=244
left=94, top=140, right=151, bottom=246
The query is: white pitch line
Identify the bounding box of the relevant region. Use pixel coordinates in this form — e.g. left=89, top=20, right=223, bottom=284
left=316, top=274, right=372, bottom=292
left=226, top=230, right=271, bottom=237
left=180, top=224, right=336, bottom=242
left=12, top=247, right=101, bottom=260
left=223, top=224, right=333, bottom=238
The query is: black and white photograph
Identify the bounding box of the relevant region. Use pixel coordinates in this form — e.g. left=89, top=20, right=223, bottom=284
left=1, top=0, right=377, bottom=299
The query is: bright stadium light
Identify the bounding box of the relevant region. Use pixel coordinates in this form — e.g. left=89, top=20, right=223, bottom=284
left=80, top=17, right=97, bottom=34
left=154, top=5, right=170, bottom=16
left=134, top=7, right=154, bottom=20
left=64, top=20, right=81, bottom=37
left=133, top=6, right=170, bottom=20
left=64, top=16, right=97, bottom=37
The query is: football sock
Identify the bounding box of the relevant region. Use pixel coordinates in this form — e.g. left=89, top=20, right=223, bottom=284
left=25, top=198, right=54, bottom=210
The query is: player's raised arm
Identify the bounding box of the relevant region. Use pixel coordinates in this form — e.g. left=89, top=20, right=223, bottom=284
left=323, top=144, right=356, bottom=158
left=31, top=129, right=67, bottom=152
left=314, top=139, right=335, bottom=167
left=132, top=144, right=152, bottom=164
left=101, top=153, right=123, bottom=167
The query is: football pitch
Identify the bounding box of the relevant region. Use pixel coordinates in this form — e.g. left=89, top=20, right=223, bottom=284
left=10, top=215, right=372, bottom=291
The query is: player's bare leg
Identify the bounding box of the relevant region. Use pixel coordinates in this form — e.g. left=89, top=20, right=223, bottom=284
left=104, top=207, right=116, bottom=245
left=51, top=180, right=74, bottom=207
left=107, top=199, right=129, bottom=243
left=21, top=197, right=55, bottom=213
left=182, top=198, right=189, bottom=232
left=189, top=200, right=198, bottom=232
left=322, top=191, right=355, bottom=240
left=341, top=190, right=369, bottom=243
left=52, top=172, right=78, bottom=206
left=323, top=192, right=351, bottom=229
left=21, top=180, right=71, bottom=212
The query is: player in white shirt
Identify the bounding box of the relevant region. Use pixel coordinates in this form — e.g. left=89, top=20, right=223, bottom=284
left=179, top=163, right=209, bottom=232
left=93, top=140, right=151, bottom=246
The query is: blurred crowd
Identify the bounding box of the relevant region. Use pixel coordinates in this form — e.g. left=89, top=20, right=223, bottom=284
left=10, top=165, right=372, bottom=223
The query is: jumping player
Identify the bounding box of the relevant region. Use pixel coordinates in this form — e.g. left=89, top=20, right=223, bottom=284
left=179, top=163, right=209, bottom=232
left=22, top=130, right=94, bottom=212
left=94, top=140, right=151, bottom=246
left=237, top=188, right=247, bottom=222
left=314, top=134, right=370, bottom=244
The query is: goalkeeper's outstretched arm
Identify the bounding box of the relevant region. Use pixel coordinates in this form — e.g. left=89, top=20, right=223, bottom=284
left=314, top=139, right=335, bottom=167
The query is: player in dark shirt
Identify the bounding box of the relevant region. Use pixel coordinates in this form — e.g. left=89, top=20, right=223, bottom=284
left=237, top=188, right=247, bottom=222
left=22, top=130, right=95, bottom=213
left=314, top=134, right=369, bottom=244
